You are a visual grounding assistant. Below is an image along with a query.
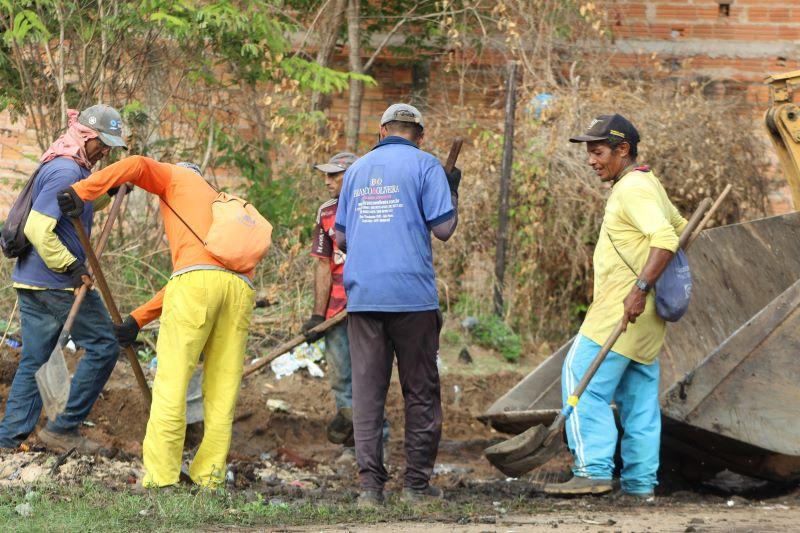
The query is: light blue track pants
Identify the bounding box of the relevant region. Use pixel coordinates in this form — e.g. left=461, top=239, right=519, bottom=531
left=561, top=334, right=661, bottom=494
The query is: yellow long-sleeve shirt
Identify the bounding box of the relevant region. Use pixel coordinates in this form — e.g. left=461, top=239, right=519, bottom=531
left=579, top=167, right=687, bottom=364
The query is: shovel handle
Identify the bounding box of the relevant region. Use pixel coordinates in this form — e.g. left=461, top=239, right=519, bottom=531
left=71, top=216, right=152, bottom=408
left=61, top=186, right=129, bottom=337
left=559, top=196, right=716, bottom=424
left=243, top=311, right=348, bottom=378
left=444, top=138, right=463, bottom=174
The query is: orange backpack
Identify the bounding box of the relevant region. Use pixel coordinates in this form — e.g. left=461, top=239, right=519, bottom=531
left=204, top=192, right=273, bottom=272
left=165, top=190, right=273, bottom=273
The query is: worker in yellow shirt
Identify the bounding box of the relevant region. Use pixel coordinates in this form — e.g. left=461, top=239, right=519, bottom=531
left=57, top=156, right=256, bottom=488
left=544, top=114, right=687, bottom=500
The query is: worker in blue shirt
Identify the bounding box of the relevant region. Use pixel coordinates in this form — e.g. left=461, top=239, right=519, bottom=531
left=334, top=103, right=461, bottom=507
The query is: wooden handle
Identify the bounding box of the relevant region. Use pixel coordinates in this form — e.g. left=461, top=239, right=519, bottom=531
left=61, top=186, right=129, bottom=336
left=71, top=217, right=152, bottom=407
left=444, top=138, right=463, bottom=174
left=243, top=311, right=348, bottom=378
left=688, top=185, right=732, bottom=248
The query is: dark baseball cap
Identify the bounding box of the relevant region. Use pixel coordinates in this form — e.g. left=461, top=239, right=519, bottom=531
left=569, top=113, right=639, bottom=145
left=78, top=104, right=127, bottom=149
left=315, top=152, right=358, bottom=174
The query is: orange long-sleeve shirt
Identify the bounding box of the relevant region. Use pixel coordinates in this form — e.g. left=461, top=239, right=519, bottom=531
left=71, top=155, right=254, bottom=326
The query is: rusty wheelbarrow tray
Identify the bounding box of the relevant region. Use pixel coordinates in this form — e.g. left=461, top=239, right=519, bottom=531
left=479, top=212, right=800, bottom=482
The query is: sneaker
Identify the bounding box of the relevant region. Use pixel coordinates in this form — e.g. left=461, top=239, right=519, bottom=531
left=543, top=476, right=613, bottom=496
left=38, top=427, right=101, bottom=455
left=327, top=408, right=354, bottom=446
left=401, top=485, right=444, bottom=503
left=356, top=489, right=384, bottom=509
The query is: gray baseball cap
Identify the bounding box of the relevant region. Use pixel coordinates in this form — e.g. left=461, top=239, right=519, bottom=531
left=78, top=104, right=127, bottom=149
left=380, top=103, right=424, bottom=129
left=314, top=152, right=358, bottom=174
left=177, top=162, right=203, bottom=176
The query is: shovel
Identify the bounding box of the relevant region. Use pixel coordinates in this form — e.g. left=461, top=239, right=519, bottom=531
left=71, top=207, right=152, bottom=408
left=485, top=189, right=731, bottom=477
left=35, top=185, right=130, bottom=421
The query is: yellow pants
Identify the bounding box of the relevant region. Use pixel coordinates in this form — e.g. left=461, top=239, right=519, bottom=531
left=142, top=269, right=254, bottom=487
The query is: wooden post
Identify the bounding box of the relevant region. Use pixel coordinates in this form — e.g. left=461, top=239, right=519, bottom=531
left=493, top=61, right=519, bottom=316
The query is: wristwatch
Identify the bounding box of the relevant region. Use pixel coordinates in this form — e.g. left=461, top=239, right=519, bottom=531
left=634, top=278, right=652, bottom=292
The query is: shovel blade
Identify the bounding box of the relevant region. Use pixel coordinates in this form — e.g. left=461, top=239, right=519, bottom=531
left=35, top=345, right=71, bottom=422
left=485, top=424, right=549, bottom=464
left=185, top=368, right=204, bottom=425
left=485, top=424, right=565, bottom=477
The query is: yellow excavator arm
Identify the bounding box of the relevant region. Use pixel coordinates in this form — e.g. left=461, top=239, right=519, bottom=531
left=765, top=70, right=800, bottom=208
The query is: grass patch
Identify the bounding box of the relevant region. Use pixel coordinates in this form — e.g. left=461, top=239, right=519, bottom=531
left=470, top=315, right=522, bottom=363
left=0, top=481, right=549, bottom=532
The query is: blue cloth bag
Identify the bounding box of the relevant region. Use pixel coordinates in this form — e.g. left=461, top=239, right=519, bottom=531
left=607, top=232, right=692, bottom=322
left=653, top=248, right=692, bottom=321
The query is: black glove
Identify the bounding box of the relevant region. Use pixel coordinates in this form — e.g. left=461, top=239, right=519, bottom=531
left=445, top=166, right=461, bottom=196
left=114, top=314, right=140, bottom=348
left=302, top=314, right=325, bottom=343
left=57, top=187, right=85, bottom=218
left=108, top=185, right=134, bottom=197
left=65, top=260, right=90, bottom=289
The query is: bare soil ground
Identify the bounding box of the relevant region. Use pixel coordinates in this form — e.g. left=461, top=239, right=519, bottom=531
left=1, top=342, right=799, bottom=531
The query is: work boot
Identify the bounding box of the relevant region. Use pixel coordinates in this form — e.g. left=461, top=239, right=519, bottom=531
left=543, top=476, right=613, bottom=496
left=401, top=484, right=444, bottom=503
left=356, top=489, right=384, bottom=509
left=38, top=427, right=101, bottom=455
left=327, top=408, right=354, bottom=446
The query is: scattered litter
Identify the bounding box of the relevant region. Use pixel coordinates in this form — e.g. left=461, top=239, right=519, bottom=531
left=14, top=502, right=32, bottom=517
left=580, top=517, right=616, bottom=526
left=433, top=463, right=472, bottom=476
left=148, top=357, right=158, bottom=371
left=478, top=516, right=496, bottom=524
left=271, top=342, right=325, bottom=379
left=4, top=338, right=21, bottom=349
left=226, top=470, right=234, bottom=483
left=528, top=92, right=554, bottom=119
left=461, top=316, right=478, bottom=330
left=65, top=339, right=77, bottom=352
left=82, top=420, right=95, bottom=427
left=452, top=385, right=461, bottom=407
left=458, top=347, right=472, bottom=364
left=726, top=499, right=735, bottom=507
left=138, top=509, right=151, bottom=517
left=260, top=452, right=272, bottom=461
left=266, top=399, right=290, bottom=413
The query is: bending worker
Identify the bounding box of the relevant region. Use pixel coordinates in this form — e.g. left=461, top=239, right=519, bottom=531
left=544, top=114, right=687, bottom=499
left=57, top=156, right=256, bottom=488
left=303, top=151, right=389, bottom=467
left=1, top=105, right=126, bottom=453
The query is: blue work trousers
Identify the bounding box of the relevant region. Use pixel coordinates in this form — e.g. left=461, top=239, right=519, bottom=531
left=325, top=321, right=389, bottom=443
left=0, top=288, right=118, bottom=447
left=561, top=334, right=661, bottom=494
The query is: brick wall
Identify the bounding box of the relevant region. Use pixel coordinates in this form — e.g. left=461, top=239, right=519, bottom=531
left=607, top=0, right=800, bottom=103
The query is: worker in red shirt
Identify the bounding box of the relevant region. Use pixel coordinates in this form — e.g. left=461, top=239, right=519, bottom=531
left=303, top=152, right=388, bottom=467
left=57, top=156, right=256, bottom=489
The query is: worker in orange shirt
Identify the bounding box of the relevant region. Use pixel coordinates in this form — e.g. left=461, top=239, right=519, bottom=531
left=57, top=157, right=256, bottom=488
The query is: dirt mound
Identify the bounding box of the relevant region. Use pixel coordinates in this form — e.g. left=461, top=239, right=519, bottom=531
left=0, top=342, right=524, bottom=481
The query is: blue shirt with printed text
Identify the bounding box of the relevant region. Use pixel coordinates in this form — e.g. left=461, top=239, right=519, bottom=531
left=12, top=157, right=94, bottom=289
left=334, top=136, right=453, bottom=312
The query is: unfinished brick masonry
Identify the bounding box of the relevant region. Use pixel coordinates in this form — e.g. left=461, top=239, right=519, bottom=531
left=607, top=0, right=800, bottom=103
